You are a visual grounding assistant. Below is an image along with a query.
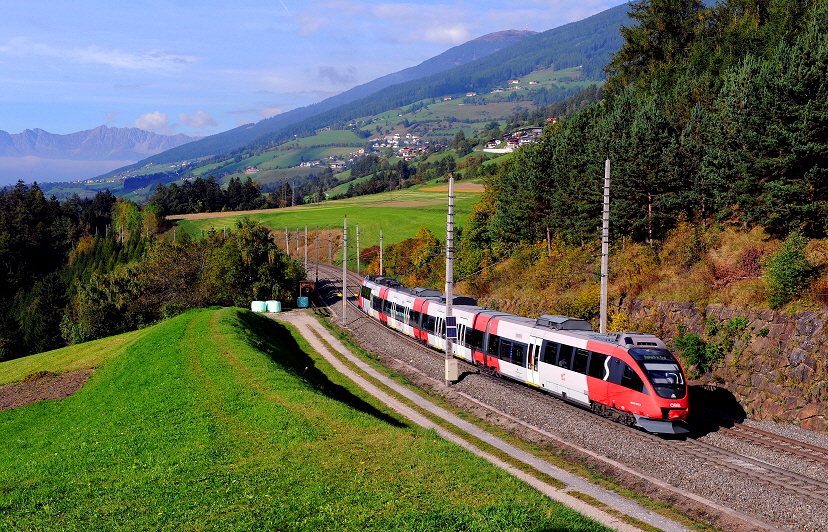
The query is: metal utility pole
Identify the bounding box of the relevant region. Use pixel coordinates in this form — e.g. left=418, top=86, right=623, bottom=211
left=304, top=225, right=308, bottom=272
left=295, top=228, right=299, bottom=257
left=315, top=226, right=319, bottom=283
left=356, top=223, right=360, bottom=273
left=444, top=177, right=458, bottom=385
left=328, top=232, right=332, bottom=265
left=600, top=158, right=610, bottom=334
left=342, top=217, right=348, bottom=327
left=380, top=228, right=384, bottom=276
left=285, top=227, right=289, bottom=255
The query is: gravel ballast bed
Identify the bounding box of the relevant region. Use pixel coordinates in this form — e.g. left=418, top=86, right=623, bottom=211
left=336, top=306, right=827, bottom=531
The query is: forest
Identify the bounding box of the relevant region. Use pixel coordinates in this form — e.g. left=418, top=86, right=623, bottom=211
left=0, top=181, right=304, bottom=361
left=458, top=0, right=828, bottom=265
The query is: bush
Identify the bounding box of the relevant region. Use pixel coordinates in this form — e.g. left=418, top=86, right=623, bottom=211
left=764, top=230, right=813, bottom=309
left=673, top=325, right=709, bottom=376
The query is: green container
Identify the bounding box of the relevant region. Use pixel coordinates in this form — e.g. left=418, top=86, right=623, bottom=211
left=297, top=296, right=309, bottom=308
left=266, top=300, right=282, bottom=313
left=250, top=301, right=267, bottom=313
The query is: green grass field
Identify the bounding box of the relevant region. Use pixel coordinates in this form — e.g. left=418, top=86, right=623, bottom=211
left=0, top=308, right=609, bottom=531
left=174, top=182, right=482, bottom=250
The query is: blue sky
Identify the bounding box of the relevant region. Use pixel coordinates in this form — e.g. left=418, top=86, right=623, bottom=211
left=0, top=1, right=623, bottom=137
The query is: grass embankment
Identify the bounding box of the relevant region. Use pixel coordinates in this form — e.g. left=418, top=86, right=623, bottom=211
left=173, top=184, right=482, bottom=251
left=0, top=308, right=609, bottom=531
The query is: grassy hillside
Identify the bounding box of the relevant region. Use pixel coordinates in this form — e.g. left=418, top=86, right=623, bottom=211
left=174, top=182, right=483, bottom=251
left=0, top=308, right=608, bottom=531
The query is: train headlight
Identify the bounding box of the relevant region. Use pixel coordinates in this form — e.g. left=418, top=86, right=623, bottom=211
left=667, top=409, right=687, bottom=421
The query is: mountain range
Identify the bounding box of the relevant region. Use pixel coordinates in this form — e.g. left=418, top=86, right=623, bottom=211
left=0, top=126, right=194, bottom=161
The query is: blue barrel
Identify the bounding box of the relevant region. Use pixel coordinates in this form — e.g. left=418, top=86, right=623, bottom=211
left=250, top=301, right=267, bottom=312
left=266, top=300, right=282, bottom=313
left=297, top=296, right=309, bottom=308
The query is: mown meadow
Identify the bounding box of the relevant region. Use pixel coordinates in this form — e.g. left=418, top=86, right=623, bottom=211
left=173, top=183, right=483, bottom=252
left=0, top=307, right=609, bottom=531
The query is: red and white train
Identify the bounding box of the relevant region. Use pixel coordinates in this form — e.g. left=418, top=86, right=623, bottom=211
left=359, top=275, right=689, bottom=434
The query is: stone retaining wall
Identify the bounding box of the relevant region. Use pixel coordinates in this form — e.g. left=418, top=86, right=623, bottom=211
left=624, top=300, right=828, bottom=432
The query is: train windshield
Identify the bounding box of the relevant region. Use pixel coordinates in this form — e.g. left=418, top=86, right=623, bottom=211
left=629, top=348, right=686, bottom=399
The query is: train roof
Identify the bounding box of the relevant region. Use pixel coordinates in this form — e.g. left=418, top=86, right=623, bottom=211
left=412, top=287, right=442, bottom=297
left=441, top=295, right=478, bottom=306
left=364, top=275, right=403, bottom=287
left=535, top=314, right=593, bottom=331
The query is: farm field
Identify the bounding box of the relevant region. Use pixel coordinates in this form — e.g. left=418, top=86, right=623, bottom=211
left=173, top=182, right=483, bottom=250
left=0, top=308, right=609, bottom=531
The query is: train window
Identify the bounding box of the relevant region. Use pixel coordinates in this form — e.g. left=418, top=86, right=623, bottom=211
left=512, top=342, right=527, bottom=366
left=383, top=299, right=392, bottom=314
left=557, top=344, right=574, bottom=369
left=466, top=328, right=484, bottom=350
left=395, top=304, right=406, bottom=320
left=361, top=286, right=372, bottom=299
left=542, top=341, right=559, bottom=364
left=587, top=352, right=608, bottom=379
left=641, top=362, right=686, bottom=399
left=372, top=297, right=383, bottom=312
left=410, top=310, right=421, bottom=328
left=424, top=315, right=437, bottom=333
left=572, top=348, right=589, bottom=374
left=621, top=364, right=647, bottom=394
left=487, top=335, right=501, bottom=356
left=499, top=339, right=512, bottom=360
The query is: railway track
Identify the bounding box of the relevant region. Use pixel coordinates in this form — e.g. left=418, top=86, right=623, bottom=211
left=719, top=423, right=828, bottom=465
left=311, top=263, right=828, bottom=509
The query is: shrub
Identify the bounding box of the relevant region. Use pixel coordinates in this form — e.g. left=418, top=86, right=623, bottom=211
left=673, top=326, right=709, bottom=376
left=763, top=230, right=813, bottom=309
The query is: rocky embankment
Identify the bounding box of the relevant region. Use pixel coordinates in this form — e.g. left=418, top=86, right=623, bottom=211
left=626, top=301, right=827, bottom=432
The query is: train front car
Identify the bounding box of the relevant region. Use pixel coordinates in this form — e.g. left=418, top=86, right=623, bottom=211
left=601, top=333, right=690, bottom=435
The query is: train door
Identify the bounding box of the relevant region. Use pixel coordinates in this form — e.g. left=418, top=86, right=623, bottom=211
left=527, top=336, right=543, bottom=387
left=454, top=319, right=473, bottom=362
left=434, top=315, right=445, bottom=350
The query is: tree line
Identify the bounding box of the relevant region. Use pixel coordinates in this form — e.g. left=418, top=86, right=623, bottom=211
left=0, top=181, right=303, bottom=362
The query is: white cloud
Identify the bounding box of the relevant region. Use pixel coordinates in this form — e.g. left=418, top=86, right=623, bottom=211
left=0, top=37, right=196, bottom=72
left=135, top=111, right=171, bottom=133
left=421, top=25, right=471, bottom=45
left=179, top=110, right=217, bottom=128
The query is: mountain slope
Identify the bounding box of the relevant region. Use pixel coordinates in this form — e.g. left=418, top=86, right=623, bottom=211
left=115, top=4, right=628, bottom=172
left=111, top=31, right=537, bottom=172
left=245, top=4, right=627, bottom=151
left=0, top=125, right=194, bottom=161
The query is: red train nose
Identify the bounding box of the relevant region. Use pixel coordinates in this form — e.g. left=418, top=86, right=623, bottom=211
left=666, top=408, right=688, bottom=421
